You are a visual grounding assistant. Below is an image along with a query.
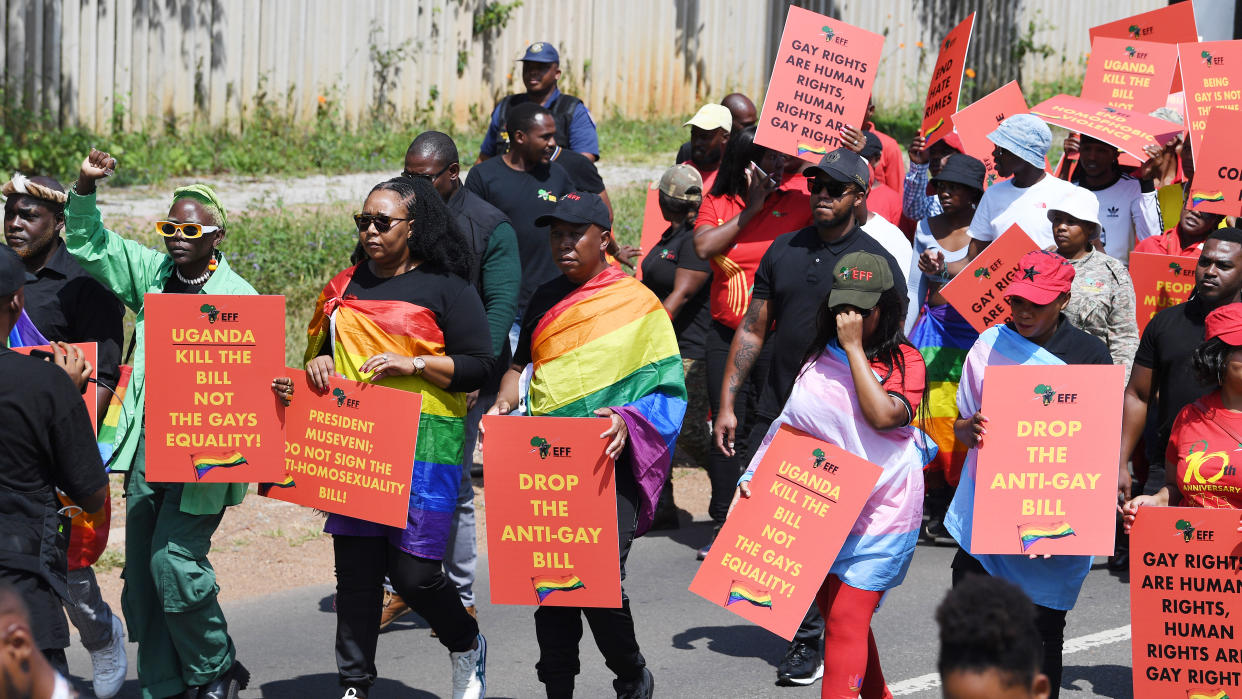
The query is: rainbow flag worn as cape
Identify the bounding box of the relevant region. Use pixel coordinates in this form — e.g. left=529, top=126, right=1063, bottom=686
left=191, top=450, right=247, bottom=480
left=1187, top=690, right=1230, bottom=699
left=527, top=267, right=687, bottom=536
left=908, top=304, right=978, bottom=485
left=532, top=574, right=585, bottom=603
left=1018, top=522, right=1076, bottom=552
left=725, top=580, right=772, bottom=609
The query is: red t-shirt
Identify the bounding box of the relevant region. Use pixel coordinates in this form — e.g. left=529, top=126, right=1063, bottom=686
left=695, top=189, right=812, bottom=328
left=1133, top=227, right=1205, bottom=258
left=1166, top=392, right=1242, bottom=509
left=867, top=182, right=903, bottom=229
left=689, top=161, right=719, bottom=194
left=865, top=122, right=906, bottom=198
left=874, top=344, right=927, bottom=420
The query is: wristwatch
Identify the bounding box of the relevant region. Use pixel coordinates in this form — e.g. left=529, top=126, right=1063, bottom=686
left=412, top=356, right=426, bottom=376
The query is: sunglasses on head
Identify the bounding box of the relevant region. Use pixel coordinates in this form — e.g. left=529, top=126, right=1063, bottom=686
left=155, top=221, right=220, bottom=239
left=808, top=179, right=852, bottom=198
left=353, top=213, right=411, bottom=233
left=401, top=162, right=452, bottom=182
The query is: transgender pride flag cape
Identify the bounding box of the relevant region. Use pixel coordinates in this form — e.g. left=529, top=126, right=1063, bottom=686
left=526, top=266, right=686, bottom=536
left=304, top=265, right=465, bottom=559
left=943, top=324, right=1093, bottom=611
left=740, top=343, right=935, bottom=592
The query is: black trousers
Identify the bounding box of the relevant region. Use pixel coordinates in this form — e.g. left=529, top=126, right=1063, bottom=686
left=951, top=549, right=1068, bottom=699
left=333, top=536, right=479, bottom=689
left=704, top=321, right=771, bottom=523
left=534, top=465, right=645, bottom=697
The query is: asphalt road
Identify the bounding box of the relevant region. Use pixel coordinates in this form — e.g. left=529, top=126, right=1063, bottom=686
left=65, top=521, right=1133, bottom=698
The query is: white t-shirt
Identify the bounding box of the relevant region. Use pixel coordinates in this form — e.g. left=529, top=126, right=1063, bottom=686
left=967, top=175, right=1084, bottom=249
left=1075, top=173, right=1161, bottom=262
left=862, top=213, right=914, bottom=279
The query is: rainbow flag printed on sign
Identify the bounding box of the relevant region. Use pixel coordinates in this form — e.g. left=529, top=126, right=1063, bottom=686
left=922, top=117, right=945, bottom=138
left=532, top=574, right=586, bottom=603
left=1017, top=522, right=1076, bottom=552
left=190, top=450, right=248, bottom=480
left=725, top=580, right=773, bottom=609
left=796, top=143, right=827, bottom=157
left=1191, top=191, right=1226, bottom=208
left=1187, top=689, right=1230, bottom=699
left=257, top=475, right=296, bottom=496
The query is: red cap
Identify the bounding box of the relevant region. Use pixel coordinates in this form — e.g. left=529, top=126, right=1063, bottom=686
left=934, top=131, right=965, bottom=153
left=1005, top=251, right=1075, bottom=305
left=1206, top=303, right=1242, bottom=345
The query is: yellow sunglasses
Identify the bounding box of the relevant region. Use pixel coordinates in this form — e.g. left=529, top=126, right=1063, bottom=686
left=155, top=220, right=221, bottom=239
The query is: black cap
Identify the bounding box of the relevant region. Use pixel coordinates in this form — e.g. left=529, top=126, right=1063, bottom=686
left=0, top=246, right=24, bottom=296
left=930, top=153, right=986, bottom=192
left=859, top=131, right=882, bottom=160
left=534, top=191, right=612, bottom=229
left=803, top=148, right=870, bottom=192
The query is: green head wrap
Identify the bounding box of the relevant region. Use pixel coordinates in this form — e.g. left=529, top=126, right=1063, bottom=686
left=171, top=183, right=227, bottom=230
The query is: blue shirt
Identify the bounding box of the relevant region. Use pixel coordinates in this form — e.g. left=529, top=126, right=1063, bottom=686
left=479, top=88, right=599, bottom=158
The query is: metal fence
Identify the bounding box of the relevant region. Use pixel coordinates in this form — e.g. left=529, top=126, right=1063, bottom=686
left=0, top=0, right=1160, bottom=132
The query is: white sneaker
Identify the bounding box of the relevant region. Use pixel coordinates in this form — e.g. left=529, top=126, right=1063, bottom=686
left=90, top=615, right=127, bottom=699
left=450, top=633, right=487, bottom=699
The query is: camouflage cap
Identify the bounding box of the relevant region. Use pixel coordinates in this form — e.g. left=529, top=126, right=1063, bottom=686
left=658, top=164, right=704, bottom=202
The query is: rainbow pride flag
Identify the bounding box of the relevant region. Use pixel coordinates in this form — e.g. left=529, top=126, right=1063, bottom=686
left=526, top=266, right=687, bottom=536
left=725, top=580, right=772, bottom=609
left=191, top=450, right=248, bottom=480
left=532, top=574, right=586, bottom=603
left=796, top=143, right=828, bottom=157
left=1191, top=191, right=1226, bottom=208
left=258, top=475, right=296, bottom=496
left=1018, top=522, right=1076, bottom=552
left=922, top=117, right=945, bottom=138
left=97, top=364, right=132, bottom=466
left=1187, top=689, right=1230, bottom=699
left=908, top=304, right=977, bottom=484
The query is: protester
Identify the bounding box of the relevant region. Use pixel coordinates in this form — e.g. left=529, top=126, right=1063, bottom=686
left=675, top=93, right=757, bottom=163
left=903, top=133, right=964, bottom=224
left=487, top=191, right=685, bottom=699
left=1133, top=205, right=1224, bottom=258
left=549, top=145, right=611, bottom=214
left=905, top=154, right=986, bottom=541
left=304, top=177, right=491, bottom=699
left=863, top=98, right=905, bottom=197
left=640, top=165, right=712, bottom=529
left=1057, top=134, right=1160, bottom=261
left=966, top=115, right=1083, bottom=253
left=399, top=132, right=521, bottom=631
left=936, top=577, right=1052, bottom=699
left=0, top=584, right=85, bottom=699
left=714, top=148, right=906, bottom=685
left=692, top=125, right=811, bottom=561
left=947, top=251, right=1112, bottom=699
left=0, top=244, right=108, bottom=682
left=479, top=42, right=599, bottom=161
left=857, top=132, right=903, bottom=227
left=678, top=104, right=731, bottom=191
left=737, top=251, right=928, bottom=698
left=1, top=173, right=127, bottom=697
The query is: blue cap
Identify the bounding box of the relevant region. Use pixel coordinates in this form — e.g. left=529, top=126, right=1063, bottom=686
left=519, top=42, right=560, bottom=64
left=987, top=114, right=1051, bottom=170
left=534, top=191, right=611, bottom=229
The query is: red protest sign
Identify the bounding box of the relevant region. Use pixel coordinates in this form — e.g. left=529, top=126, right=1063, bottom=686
left=1081, top=38, right=1179, bottom=113
left=634, top=182, right=667, bottom=281
left=1129, top=506, right=1242, bottom=698
left=938, top=225, right=1040, bottom=333
left=689, top=426, right=881, bottom=640
left=1187, top=106, right=1242, bottom=218
left=482, top=415, right=620, bottom=607
left=1129, top=252, right=1197, bottom=334
left=260, top=369, right=420, bottom=527
left=1090, top=3, right=1197, bottom=92
left=756, top=5, right=885, bottom=162
left=950, top=81, right=1029, bottom=188
left=1028, top=94, right=1183, bottom=160
left=970, top=364, right=1124, bottom=556
left=143, top=294, right=286, bottom=483
left=12, top=342, right=99, bottom=435
left=1179, top=40, right=1242, bottom=156
left=920, top=13, right=974, bottom=140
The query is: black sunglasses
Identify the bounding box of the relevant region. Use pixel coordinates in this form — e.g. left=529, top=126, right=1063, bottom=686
left=808, top=179, right=852, bottom=198
left=401, top=162, right=453, bottom=181
left=353, top=214, right=412, bottom=233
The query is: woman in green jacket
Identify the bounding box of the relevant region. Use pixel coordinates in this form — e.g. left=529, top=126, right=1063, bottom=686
left=66, top=148, right=291, bottom=699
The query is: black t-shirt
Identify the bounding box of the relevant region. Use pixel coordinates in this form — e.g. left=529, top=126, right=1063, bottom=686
left=464, top=157, right=575, bottom=314
left=22, top=241, right=124, bottom=386
left=751, top=225, right=907, bottom=420
left=319, top=263, right=494, bottom=392
left=676, top=141, right=692, bottom=164
left=550, top=148, right=605, bottom=194
left=640, top=221, right=712, bottom=359
left=1134, top=297, right=1215, bottom=450
left=1028, top=315, right=1113, bottom=365
left=514, top=275, right=579, bottom=368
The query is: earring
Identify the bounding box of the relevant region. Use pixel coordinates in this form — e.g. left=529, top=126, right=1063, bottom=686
left=207, top=251, right=218, bottom=272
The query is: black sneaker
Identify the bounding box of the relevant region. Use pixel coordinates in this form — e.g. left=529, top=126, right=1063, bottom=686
left=697, top=524, right=721, bottom=560
left=921, top=518, right=954, bottom=546
left=614, top=667, right=654, bottom=699
left=776, top=641, right=823, bottom=686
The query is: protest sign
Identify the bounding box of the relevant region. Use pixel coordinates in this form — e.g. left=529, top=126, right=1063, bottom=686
left=1186, top=106, right=1242, bottom=218
left=689, top=426, right=881, bottom=640
left=920, top=13, right=974, bottom=141
left=970, top=364, right=1124, bottom=556
left=482, top=415, right=620, bottom=607
left=938, top=225, right=1040, bottom=333
left=1090, top=3, right=1197, bottom=92
left=12, top=342, right=98, bottom=435
left=1028, top=94, right=1183, bottom=160
left=1129, top=252, right=1197, bottom=334
left=755, top=5, right=885, bottom=161
left=1179, top=40, right=1242, bottom=156
left=1130, top=506, right=1242, bottom=698
left=259, top=369, right=420, bottom=527
left=143, top=294, right=286, bottom=483
left=950, top=81, right=1029, bottom=188
left=634, top=182, right=667, bottom=281
left=1081, top=37, right=1178, bottom=113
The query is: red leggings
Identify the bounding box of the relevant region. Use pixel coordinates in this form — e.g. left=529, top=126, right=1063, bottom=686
left=814, top=575, right=892, bottom=699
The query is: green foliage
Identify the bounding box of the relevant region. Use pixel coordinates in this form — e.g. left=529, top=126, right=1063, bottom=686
left=609, top=182, right=649, bottom=250
left=596, top=114, right=684, bottom=165
left=473, top=1, right=523, bottom=37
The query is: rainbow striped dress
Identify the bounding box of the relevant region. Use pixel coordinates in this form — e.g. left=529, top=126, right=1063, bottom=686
left=306, top=265, right=471, bottom=559
left=525, top=267, right=687, bottom=536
